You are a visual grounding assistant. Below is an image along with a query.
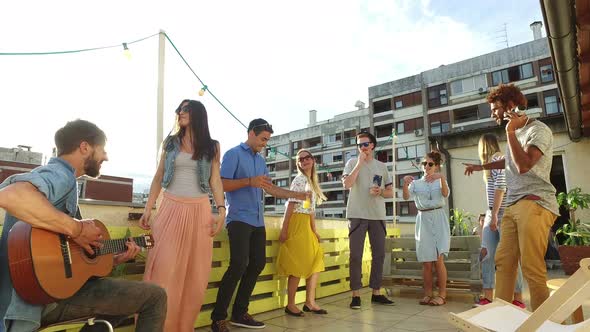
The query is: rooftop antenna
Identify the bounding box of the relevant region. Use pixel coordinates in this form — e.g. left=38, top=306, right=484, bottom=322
left=494, top=23, right=509, bottom=49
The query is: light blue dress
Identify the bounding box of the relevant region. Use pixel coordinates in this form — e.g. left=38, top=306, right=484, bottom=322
left=409, top=177, right=451, bottom=262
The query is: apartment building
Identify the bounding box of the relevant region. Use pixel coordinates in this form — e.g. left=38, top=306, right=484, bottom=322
left=370, top=27, right=590, bottom=235
left=264, top=24, right=590, bottom=232
left=264, top=107, right=371, bottom=218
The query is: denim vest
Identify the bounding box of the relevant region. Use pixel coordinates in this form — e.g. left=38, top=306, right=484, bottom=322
left=160, top=136, right=212, bottom=194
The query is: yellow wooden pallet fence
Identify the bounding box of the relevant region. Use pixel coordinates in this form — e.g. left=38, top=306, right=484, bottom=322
left=2, top=224, right=399, bottom=331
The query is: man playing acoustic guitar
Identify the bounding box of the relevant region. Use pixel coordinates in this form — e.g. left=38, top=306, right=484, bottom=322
left=0, top=120, right=166, bottom=332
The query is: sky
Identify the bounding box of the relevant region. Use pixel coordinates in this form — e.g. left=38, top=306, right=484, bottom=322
left=0, top=0, right=544, bottom=192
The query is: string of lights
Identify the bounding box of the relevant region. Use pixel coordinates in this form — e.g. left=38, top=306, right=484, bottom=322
left=0, top=33, right=159, bottom=56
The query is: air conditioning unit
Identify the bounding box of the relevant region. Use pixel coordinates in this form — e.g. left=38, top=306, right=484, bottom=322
left=414, top=129, right=424, bottom=137
left=478, top=87, right=488, bottom=94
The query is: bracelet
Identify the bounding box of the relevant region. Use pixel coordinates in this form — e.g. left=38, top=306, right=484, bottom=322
left=72, top=222, right=84, bottom=239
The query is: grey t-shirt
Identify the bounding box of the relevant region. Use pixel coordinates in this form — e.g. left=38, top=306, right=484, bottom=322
left=505, top=120, right=559, bottom=216
left=343, top=158, right=391, bottom=220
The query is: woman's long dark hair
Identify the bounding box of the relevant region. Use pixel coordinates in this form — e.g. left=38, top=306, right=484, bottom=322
left=171, top=99, right=217, bottom=161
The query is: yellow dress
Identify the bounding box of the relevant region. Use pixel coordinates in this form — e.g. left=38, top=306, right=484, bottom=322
left=276, top=212, right=325, bottom=278
left=276, top=175, right=325, bottom=278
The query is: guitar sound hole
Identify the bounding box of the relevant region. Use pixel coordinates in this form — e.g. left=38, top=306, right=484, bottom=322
left=84, top=247, right=98, bottom=260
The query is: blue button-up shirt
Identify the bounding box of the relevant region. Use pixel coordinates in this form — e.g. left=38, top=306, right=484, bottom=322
left=220, top=143, right=269, bottom=228
left=0, top=158, right=78, bottom=332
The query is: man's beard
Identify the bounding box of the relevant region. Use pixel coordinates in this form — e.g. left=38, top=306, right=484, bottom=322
left=84, top=154, right=101, bottom=178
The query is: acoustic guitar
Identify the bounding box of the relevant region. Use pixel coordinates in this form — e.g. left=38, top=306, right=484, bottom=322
left=7, top=220, right=154, bottom=305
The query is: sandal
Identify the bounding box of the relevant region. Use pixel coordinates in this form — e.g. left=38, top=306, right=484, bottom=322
left=419, top=295, right=432, bottom=305
left=428, top=295, right=446, bottom=306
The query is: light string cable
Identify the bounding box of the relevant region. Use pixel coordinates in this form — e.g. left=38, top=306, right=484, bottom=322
left=163, top=33, right=248, bottom=130
left=0, top=33, right=159, bottom=56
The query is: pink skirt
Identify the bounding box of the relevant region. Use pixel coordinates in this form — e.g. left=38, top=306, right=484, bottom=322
left=143, top=192, right=214, bottom=332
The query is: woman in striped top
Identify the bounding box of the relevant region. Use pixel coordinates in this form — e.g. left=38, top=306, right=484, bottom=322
left=475, top=134, right=525, bottom=308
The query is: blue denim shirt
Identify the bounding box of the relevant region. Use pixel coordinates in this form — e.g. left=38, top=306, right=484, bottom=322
left=408, top=177, right=449, bottom=210
left=220, top=143, right=269, bottom=227
left=160, top=136, right=212, bottom=194
left=0, top=158, right=78, bottom=332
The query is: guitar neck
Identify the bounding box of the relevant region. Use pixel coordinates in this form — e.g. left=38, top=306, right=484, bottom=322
left=94, top=236, right=147, bottom=256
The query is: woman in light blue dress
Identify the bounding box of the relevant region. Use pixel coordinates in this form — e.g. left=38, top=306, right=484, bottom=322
left=402, top=151, right=450, bottom=306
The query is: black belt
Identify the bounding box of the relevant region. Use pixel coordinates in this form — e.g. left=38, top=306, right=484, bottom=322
left=418, top=207, right=442, bottom=212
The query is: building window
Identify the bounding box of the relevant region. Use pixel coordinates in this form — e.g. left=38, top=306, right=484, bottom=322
left=454, top=106, right=479, bottom=123
left=540, top=64, right=554, bottom=83
left=397, top=147, right=408, bottom=160
left=429, top=112, right=450, bottom=135
left=427, top=84, right=448, bottom=108
left=324, top=133, right=342, bottom=144
left=399, top=202, right=410, bottom=216
left=277, top=198, right=287, bottom=205
left=544, top=94, right=563, bottom=115
left=450, top=74, right=487, bottom=95
left=276, top=179, right=288, bottom=187
left=526, top=93, right=539, bottom=109
left=292, top=141, right=299, bottom=150
left=394, top=91, right=422, bottom=110
left=396, top=144, right=425, bottom=161
left=376, top=150, right=393, bottom=163
left=492, top=62, right=534, bottom=86
left=375, top=124, right=393, bottom=138
left=345, top=150, right=357, bottom=162
left=324, top=152, right=343, bottom=163
left=276, top=145, right=289, bottom=155
left=520, top=63, right=533, bottom=79
left=373, top=99, right=392, bottom=114
left=396, top=122, right=405, bottom=134
left=77, top=181, right=85, bottom=198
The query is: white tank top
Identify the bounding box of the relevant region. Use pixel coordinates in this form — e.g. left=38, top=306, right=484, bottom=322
left=165, top=152, right=207, bottom=198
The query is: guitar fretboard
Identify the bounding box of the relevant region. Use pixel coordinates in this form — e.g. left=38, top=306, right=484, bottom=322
left=93, top=236, right=148, bottom=256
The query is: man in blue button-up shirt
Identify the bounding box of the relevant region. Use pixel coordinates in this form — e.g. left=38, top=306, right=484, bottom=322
left=210, top=119, right=307, bottom=332
left=0, top=120, right=166, bottom=332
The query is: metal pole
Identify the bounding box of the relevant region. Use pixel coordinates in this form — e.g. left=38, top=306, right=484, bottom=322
left=156, top=30, right=166, bottom=165
left=391, top=129, right=397, bottom=228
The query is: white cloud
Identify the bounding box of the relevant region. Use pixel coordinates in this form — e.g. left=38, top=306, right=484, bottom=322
left=0, top=0, right=526, bottom=191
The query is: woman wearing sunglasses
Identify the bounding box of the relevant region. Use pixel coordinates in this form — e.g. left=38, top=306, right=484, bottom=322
left=139, top=99, right=226, bottom=331
left=402, top=151, right=450, bottom=306
left=277, top=149, right=327, bottom=317
left=474, top=134, right=525, bottom=308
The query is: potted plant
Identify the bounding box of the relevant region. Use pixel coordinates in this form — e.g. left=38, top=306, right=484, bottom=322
left=555, top=187, right=590, bottom=275
left=450, top=208, right=476, bottom=236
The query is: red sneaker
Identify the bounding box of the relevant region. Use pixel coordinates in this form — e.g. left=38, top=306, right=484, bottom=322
left=474, top=298, right=492, bottom=307
left=512, top=300, right=526, bottom=309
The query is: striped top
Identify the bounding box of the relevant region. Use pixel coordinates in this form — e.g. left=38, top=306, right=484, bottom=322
left=486, top=154, right=508, bottom=210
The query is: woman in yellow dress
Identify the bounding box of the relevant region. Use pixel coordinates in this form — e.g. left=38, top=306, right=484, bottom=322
left=277, top=149, right=327, bottom=316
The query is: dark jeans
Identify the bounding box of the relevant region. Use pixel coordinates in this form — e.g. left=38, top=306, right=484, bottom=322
left=211, top=221, right=266, bottom=321
left=41, top=278, right=167, bottom=332
left=348, top=218, right=386, bottom=291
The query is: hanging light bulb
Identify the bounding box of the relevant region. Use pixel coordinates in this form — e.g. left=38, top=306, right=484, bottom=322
left=122, top=43, right=132, bottom=60
left=198, top=85, right=208, bottom=96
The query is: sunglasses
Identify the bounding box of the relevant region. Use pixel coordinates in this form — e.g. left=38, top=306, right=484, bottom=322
left=250, top=123, right=273, bottom=132
left=175, top=106, right=190, bottom=115
left=298, top=155, right=313, bottom=163
left=421, top=161, right=435, bottom=167
left=357, top=142, right=371, bottom=148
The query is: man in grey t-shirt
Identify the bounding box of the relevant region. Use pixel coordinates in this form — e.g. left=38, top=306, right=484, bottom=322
left=342, top=132, right=395, bottom=309
left=464, top=83, right=558, bottom=310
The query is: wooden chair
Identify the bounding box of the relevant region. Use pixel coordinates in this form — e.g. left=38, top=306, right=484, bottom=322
left=448, top=258, right=590, bottom=331
left=39, top=317, right=113, bottom=332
